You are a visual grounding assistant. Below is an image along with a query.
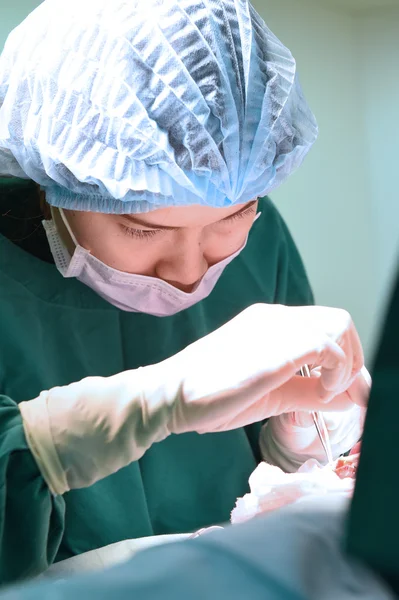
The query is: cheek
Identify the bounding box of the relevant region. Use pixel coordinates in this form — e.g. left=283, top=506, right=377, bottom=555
left=205, top=221, right=252, bottom=261
left=66, top=212, right=255, bottom=275
left=91, top=235, right=163, bottom=274
left=70, top=219, right=161, bottom=275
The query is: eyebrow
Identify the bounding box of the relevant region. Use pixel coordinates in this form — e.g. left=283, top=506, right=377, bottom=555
left=121, top=201, right=257, bottom=230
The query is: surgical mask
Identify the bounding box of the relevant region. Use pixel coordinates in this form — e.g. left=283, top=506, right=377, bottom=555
left=43, top=209, right=260, bottom=316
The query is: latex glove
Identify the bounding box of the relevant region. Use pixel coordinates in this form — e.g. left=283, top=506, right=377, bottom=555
left=19, top=304, right=366, bottom=495
left=259, top=368, right=370, bottom=472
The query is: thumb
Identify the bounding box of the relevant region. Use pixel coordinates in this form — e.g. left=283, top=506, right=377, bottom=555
left=346, top=367, right=371, bottom=407
left=273, top=370, right=370, bottom=427
left=271, top=376, right=358, bottom=414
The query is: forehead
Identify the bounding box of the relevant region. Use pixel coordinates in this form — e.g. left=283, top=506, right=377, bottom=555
left=122, top=201, right=257, bottom=229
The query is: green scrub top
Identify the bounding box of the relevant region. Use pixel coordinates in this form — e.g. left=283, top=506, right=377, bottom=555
left=0, top=179, right=313, bottom=585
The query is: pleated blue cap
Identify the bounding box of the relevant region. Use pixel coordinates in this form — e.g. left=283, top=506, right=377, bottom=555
left=0, top=0, right=318, bottom=213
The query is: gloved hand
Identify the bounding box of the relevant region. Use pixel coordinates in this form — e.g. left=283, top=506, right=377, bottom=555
left=19, top=304, right=367, bottom=495
left=259, top=367, right=370, bottom=472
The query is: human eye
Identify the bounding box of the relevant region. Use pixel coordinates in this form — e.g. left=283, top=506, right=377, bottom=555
left=119, top=224, right=164, bottom=240
left=223, top=204, right=257, bottom=224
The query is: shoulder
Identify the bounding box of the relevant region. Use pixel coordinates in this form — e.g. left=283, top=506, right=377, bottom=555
left=248, top=197, right=314, bottom=306
left=0, top=176, right=38, bottom=208
left=0, top=177, right=54, bottom=263
left=250, top=196, right=303, bottom=263
left=256, top=196, right=300, bottom=246
left=0, top=176, right=40, bottom=231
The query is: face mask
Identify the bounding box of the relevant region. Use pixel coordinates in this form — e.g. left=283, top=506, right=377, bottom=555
left=43, top=209, right=260, bottom=317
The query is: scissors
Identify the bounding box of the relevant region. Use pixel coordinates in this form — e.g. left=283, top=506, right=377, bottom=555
left=300, top=365, right=333, bottom=465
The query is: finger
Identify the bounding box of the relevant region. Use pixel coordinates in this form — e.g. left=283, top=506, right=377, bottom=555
left=350, top=442, right=362, bottom=455
left=334, top=318, right=362, bottom=386
left=336, top=331, right=353, bottom=393
left=291, top=337, right=348, bottom=401
left=315, top=338, right=350, bottom=400
left=348, top=321, right=365, bottom=376
left=345, top=369, right=371, bottom=407
left=362, top=366, right=372, bottom=386
left=334, top=322, right=364, bottom=394
left=269, top=376, right=356, bottom=414
left=342, top=453, right=360, bottom=465
left=322, top=317, right=363, bottom=394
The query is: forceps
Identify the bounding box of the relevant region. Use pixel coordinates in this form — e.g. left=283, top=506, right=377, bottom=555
left=300, top=365, right=333, bottom=465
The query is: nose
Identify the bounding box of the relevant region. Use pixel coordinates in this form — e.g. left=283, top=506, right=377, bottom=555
left=155, top=236, right=208, bottom=292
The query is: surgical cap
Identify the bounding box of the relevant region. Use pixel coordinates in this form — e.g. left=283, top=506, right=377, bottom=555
left=0, top=0, right=318, bottom=214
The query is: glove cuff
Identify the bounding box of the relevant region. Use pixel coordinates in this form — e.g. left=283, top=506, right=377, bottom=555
left=19, top=393, right=69, bottom=496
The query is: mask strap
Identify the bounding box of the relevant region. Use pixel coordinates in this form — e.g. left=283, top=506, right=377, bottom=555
left=51, top=207, right=80, bottom=248
left=254, top=211, right=262, bottom=222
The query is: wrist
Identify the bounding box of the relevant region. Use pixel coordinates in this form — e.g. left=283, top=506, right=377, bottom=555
left=19, top=392, right=69, bottom=496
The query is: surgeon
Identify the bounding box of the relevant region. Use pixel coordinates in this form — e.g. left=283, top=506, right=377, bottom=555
left=0, top=0, right=368, bottom=585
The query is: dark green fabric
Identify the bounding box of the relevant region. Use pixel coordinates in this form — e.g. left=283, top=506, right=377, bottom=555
left=0, top=178, right=313, bottom=585
left=0, top=178, right=53, bottom=264
left=347, top=269, right=399, bottom=594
